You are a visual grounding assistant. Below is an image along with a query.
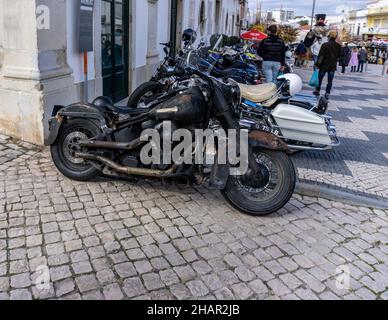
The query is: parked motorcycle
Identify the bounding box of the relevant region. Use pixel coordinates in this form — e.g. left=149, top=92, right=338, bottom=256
left=237, top=73, right=340, bottom=152
left=127, top=42, right=339, bottom=153
left=127, top=33, right=261, bottom=108
left=47, top=66, right=296, bottom=216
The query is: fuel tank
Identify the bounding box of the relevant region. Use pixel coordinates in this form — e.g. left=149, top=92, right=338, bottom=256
left=153, top=87, right=207, bottom=124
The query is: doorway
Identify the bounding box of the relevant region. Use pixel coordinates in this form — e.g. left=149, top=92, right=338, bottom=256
left=101, top=0, right=129, bottom=102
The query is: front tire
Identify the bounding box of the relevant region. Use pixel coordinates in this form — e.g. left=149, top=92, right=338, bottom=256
left=127, top=81, right=164, bottom=108
left=51, top=119, right=102, bottom=181
left=222, top=149, right=296, bottom=216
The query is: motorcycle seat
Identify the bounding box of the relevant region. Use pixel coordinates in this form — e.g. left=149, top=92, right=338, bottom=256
left=112, top=105, right=151, bottom=115
left=238, top=83, right=278, bottom=103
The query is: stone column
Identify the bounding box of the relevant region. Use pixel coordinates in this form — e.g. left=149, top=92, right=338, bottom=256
left=0, top=0, right=75, bottom=145
left=146, top=0, right=160, bottom=78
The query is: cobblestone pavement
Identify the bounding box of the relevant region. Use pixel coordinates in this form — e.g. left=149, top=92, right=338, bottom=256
left=293, top=65, right=388, bottom=201
left=0, top=139, right=387, bottom=300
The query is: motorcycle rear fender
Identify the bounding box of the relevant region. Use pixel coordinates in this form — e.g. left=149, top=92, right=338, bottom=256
left=45, top=103, right=110, bottom=146
left=249, top=130, right=290, bottom=152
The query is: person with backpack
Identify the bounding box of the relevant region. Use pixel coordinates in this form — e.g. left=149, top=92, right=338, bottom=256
left=257, top=25, right=287, bottom=83
left=295, top=41, right=307, bottom=67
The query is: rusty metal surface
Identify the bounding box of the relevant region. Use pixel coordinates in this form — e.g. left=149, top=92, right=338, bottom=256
left=249, top=130, right=290, bottom=151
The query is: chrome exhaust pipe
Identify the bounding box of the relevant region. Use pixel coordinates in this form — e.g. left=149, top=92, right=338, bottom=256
left=79, top=139, right=144, bottom=151
left=287, top=144, right=333, bottom=151
left=75, top=152, right=178, bottom=178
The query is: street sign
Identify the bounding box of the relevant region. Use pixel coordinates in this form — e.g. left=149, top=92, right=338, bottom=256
left=78, top=0, right=95, bottom=52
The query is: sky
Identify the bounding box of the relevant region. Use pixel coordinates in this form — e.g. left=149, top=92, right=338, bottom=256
left=248, top=0, right=369, bottom=16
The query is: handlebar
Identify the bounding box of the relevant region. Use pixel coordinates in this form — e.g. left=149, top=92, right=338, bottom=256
left=160, top=42, right=172, bottom=48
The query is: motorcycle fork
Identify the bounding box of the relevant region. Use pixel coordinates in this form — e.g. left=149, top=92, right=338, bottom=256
left=212, top=86, right=268, bottom=187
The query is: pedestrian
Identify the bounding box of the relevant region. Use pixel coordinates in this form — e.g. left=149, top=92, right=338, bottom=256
left=350, top=48, right=359, bottom=72
left=257, top=25, right=287, bottom=83
left=311, top=37, right=323, bottom=67
left=314, top=30, right=341, bottom=99
left=339, top=43, right=351, bottom=74
left=294, top=40, right=307, bottom=67
left=357, top=47, right=368, bottom=72
left=382, top=51, right=387, bottom=65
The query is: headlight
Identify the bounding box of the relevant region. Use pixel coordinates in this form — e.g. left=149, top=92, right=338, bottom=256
left=230, top=83, right=241, bottom=108
left=226, top=79, right=241, bottom=108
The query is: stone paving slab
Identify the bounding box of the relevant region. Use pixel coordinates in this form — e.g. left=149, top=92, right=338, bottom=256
left=293, top=64, right=388, bottom=201
left=0, top=146, right=387, bottom=300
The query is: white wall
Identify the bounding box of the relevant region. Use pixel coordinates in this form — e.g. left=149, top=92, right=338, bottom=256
left=157, top=0, right=171, bottom=58
left=66, top=0, right=96, bottom=84
left=0, top=1, right=3, bottom=70
left=132, top=0, right=170, bottom=67
left=177, top=0, right=242, bottom=46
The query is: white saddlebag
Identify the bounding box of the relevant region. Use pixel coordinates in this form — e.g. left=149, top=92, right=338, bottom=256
left=271, top=104, right=332, bottom=146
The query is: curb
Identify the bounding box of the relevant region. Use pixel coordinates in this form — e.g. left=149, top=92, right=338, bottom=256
left=295, top=182, right=388, bottom=210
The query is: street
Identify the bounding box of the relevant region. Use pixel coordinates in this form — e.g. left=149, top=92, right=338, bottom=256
left=294, top=64, right=388, bottom=200
left=0, top=65, right=387, bottom=301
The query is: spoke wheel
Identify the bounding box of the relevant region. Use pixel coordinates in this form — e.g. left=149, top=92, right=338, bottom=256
left=222, top=149, right=296, bottom=216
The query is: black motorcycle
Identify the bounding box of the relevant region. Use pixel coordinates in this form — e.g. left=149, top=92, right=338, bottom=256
left=126, top=42, right=181, bottom=109
left=47, top=67, right=296, bottom=216
left=127, top=36, right=260, bottom=109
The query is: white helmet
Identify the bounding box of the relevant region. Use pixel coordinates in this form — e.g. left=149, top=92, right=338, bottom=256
left=278, top=73, right=303, bottom=96
left=285, top=51, right=292, bottom=59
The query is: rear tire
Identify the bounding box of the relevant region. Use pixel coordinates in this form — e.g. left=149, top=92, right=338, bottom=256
left=51, top=119, right=102, bottom=181
left=222, top=149, right=296, bottom=216
left=127, top=81, right=164, bottom=108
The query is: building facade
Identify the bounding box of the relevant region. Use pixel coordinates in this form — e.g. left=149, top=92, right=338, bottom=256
left=347, top=9, right=368, bottom=39
left=366, top=0, right=388, bottom=41
left=0, top=0, right=247, bottom=145
left=270, top=9, right=294, bottom=24
left=173, top=0, right=247, bottom=50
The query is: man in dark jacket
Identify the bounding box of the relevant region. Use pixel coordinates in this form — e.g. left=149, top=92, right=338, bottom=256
left=258, top=25, right=287, bottom=83
left=339, top=43, right=351, bottom=73
left=357, top=47, right=368, bottom=72
left=314, top=30, right=341, bottom=99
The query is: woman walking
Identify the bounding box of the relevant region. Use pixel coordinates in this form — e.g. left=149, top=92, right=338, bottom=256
left=350, top=48, right=359, bottom=72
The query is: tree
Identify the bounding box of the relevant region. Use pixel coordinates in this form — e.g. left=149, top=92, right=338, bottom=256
left=299, top=20, right=309, bottom=26
left=278, top=25, right=299, bottom=44
left=250, top=24, right=267, bottom=33
left=339, top=27, right=351, bottom=43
